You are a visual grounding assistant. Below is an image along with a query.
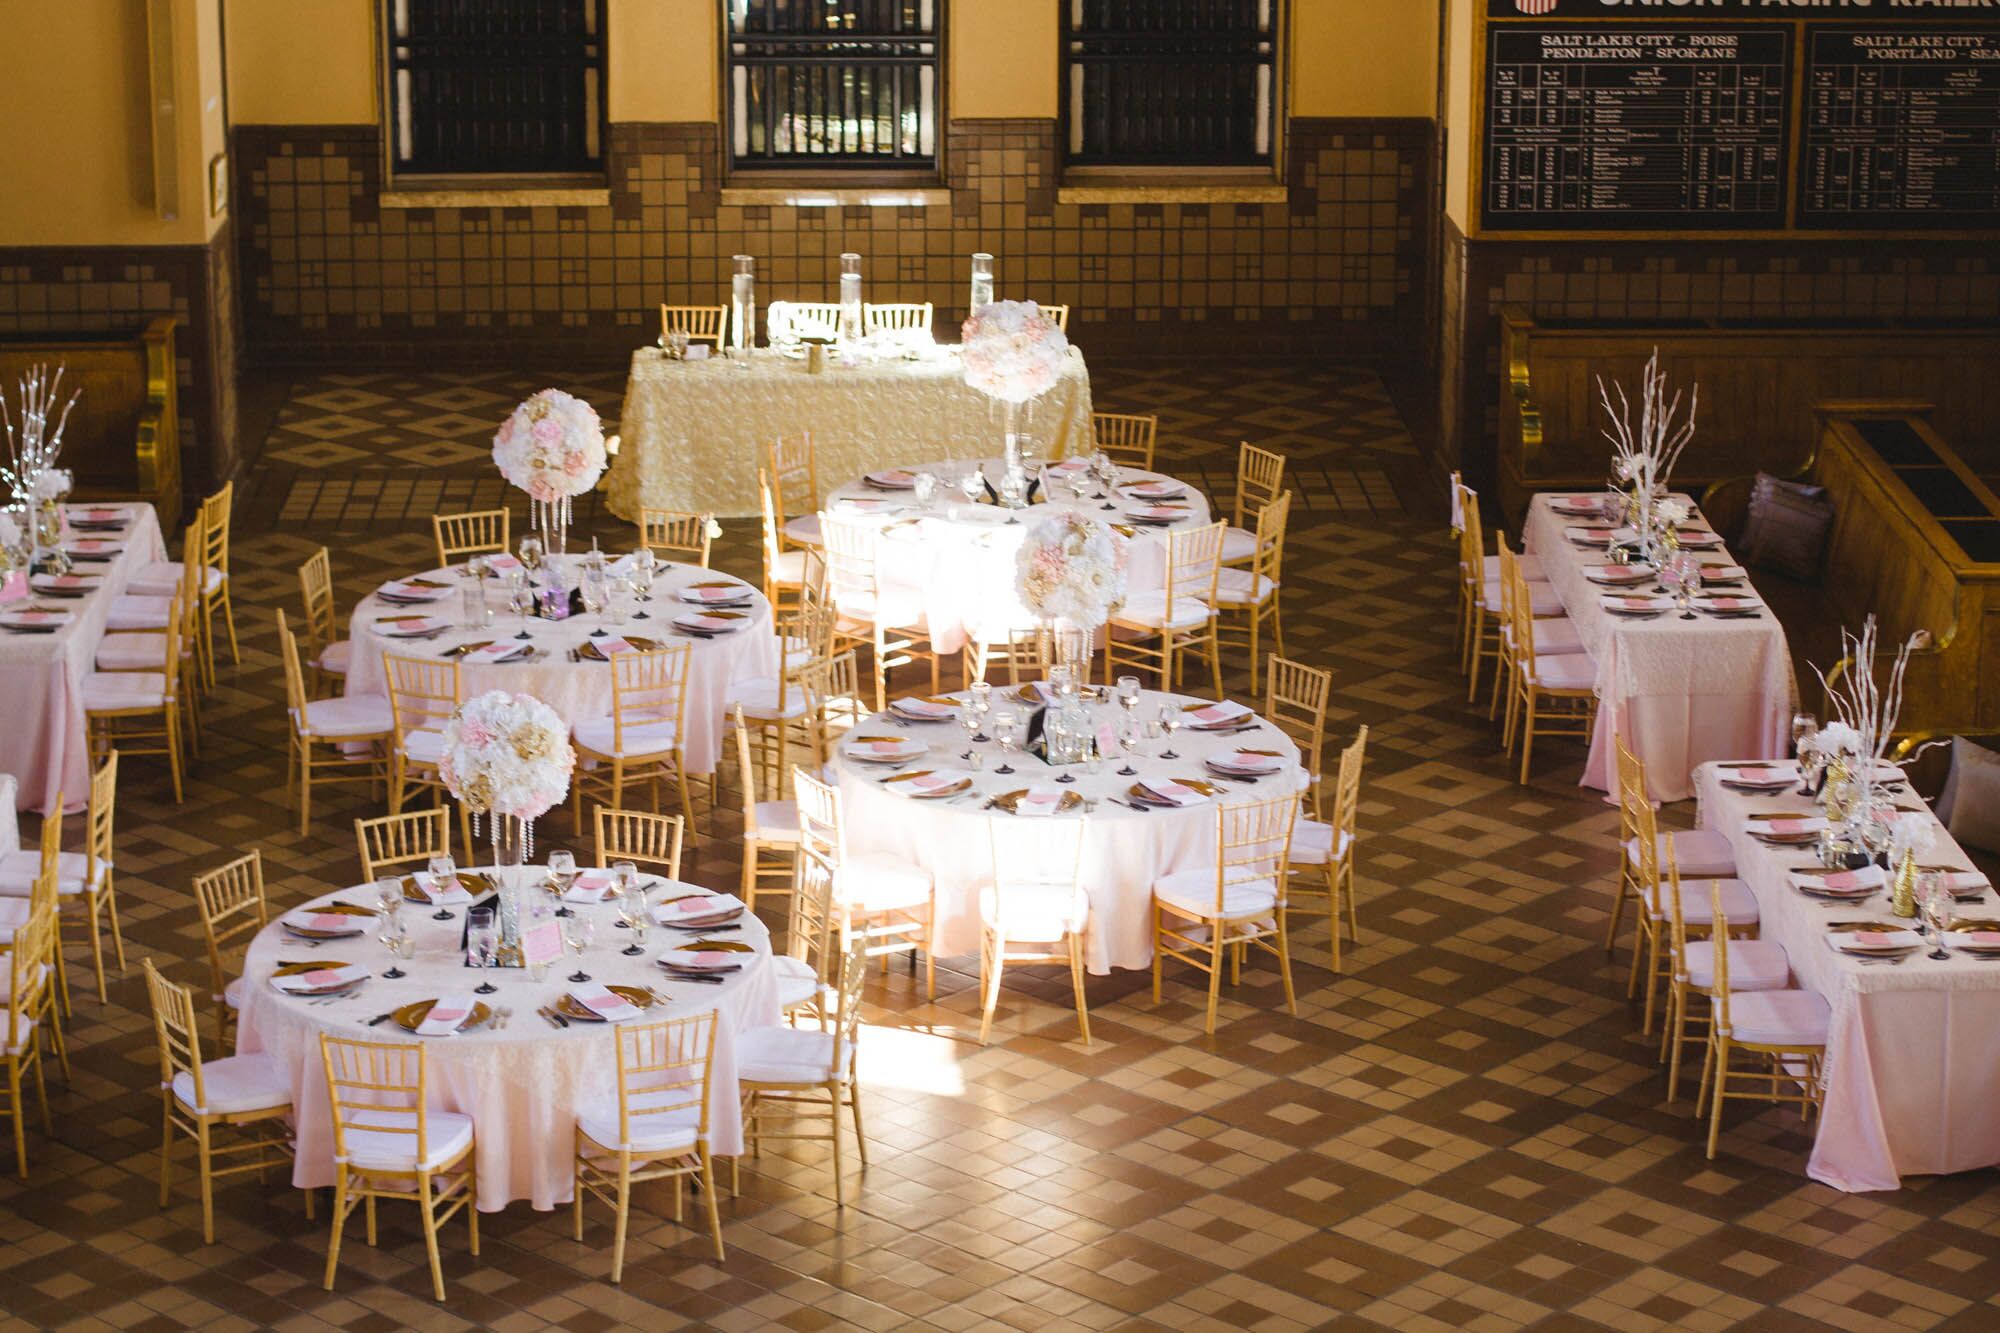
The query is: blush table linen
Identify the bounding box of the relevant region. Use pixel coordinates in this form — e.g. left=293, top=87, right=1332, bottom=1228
left=236, top=878, right=779, bottom=1213
left=343, top=561, right=777, bottom=776
left=1521, top=494, right=1795, bottom=803
left=819, top=462, right=1213, bottom=655
left=832, top=689, right=1305, bottom=974
left=0, top=503, right=168, bottom=813
left=1692, top=762, right=2000, bottom=1192
left=607, top=345, right=1095, bottom=520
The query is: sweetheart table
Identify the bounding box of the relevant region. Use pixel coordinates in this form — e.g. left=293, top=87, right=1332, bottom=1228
left=236, top=876, right=779, bottom=1212
left=606, top=345, right=1095, bottom=520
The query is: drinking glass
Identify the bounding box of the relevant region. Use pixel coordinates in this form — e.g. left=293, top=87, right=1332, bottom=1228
left=508, top=573, right=536, bottom=641
left=518, top=534, right=544, bottom=572
left=667, top=328, right=690, bottom=360
left=992, top=710, right=1021, bottom=775
left=1091, top=451, right=1117, bottom=498
left=958, top=468, right=985, bottom=507
left=580, top=569, right=608, bottom=636
left=1157, top=701, right=1184, bottom=760
left=471, top=921, right=499, bottom=994
left=547, top=848, right=577, bottom=917
left=378, top=915, right=409, bottom=980
left=374, top=876, right=404, bottom=916
left=563, top=910, right=596, bottom=983
left=958, top=706, right=983, bottom=759
left=913, top=472, right=938, bottom=510
left=610, top=861, right=639, bottom=928
left=1920, top=873, right=1954, bottom=960
left=1116, top=676, right=1142, bottom=714
left=426, top=855, right=458, bottom=920
left=969, top=681, right=993, bottom=741
left=1116, top=714, right=1143, bottom=777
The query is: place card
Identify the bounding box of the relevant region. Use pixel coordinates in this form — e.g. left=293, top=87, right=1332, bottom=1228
left=521, top=920, right=563, bottom=966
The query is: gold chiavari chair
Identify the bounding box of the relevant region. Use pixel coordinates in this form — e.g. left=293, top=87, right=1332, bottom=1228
left=595, top=807, right=685, bottom=879
left=100, top=526, right=209, bottom=742
left=964, top=621, right=1054, bottom=687
left=1484, top=536, right=1578, bottom=718
left=355, top=809, right=452, bottom=883
left=1089, top=411, right=1157, bottom=470
left=732, top=597, right=835, bottom=803
left=297, top=546, right=351, bottom=696
left=658, top=303, right=728, bottom=347
left=1105, top=520, right=1223, bottom=695
left=572, top=645, right=696, bottom=828
left=636, top=508, right=714, bottom=567
left=822, top=511, right=940, bottom=711
left=733, top=706, right=802, bottom=912
left=3, top=889, right=64, bottom=1177
left=798, top=767, right=936, bottom=997
left=0, top=801, right=66, bottom=1015
left=1037, top=302, right=1070, bottom=333
left=734, top=940, right=868, bottom=1205
left=862, top=301, right=933, bottom=337
left=432, top=509, right=511, bottom=567
left=319, top=1035, right=478, bottom=1303
left=73, top=753, right=124, bottom=1003
left=766, top=432, right=823, bottom=551
left=1455, top=478, right=1493, bottom=684
left=193, top=849, right=268, bottom=1050
left=383, top=653, right=465, bottom=841
left=1222, top=442, right=1287, bottom=567
left=1657, top=845, right=1793, bottom=1104
left=126, top=485, right=235, bottom=682
left=1264, top=656, right=1331, bottom=785
left=1152, top=791, right=1299, bottom=1035
left=84, top=591, right=187, bottom=801
left=1214, top=489, right=1290, bottom=678
left=279, top=610, right=393, bottom=836
left=1500, top=560, right=1596, bottom=784
left=977, top=818, right=1091, bottom=1046
left=198, top=481, right=240, bottom=674
left=573, top=1010, right=723, bottom=1272
left=1699, top=882, right=1829, bottom=1159
left=765, top=300, right=841, bottom=344
left=1287, top=726, right=1366, bottom=972
left=758, top=467, right=812, bottom=615
left=141, top=959, right=298, bottom=1242
left=801, top=648, right=869, bottom=762
left=775, top=773, right=840, bottom=1025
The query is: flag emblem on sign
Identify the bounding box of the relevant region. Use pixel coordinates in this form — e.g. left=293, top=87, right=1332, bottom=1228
left=1514, top=0, right=1558, bottom=13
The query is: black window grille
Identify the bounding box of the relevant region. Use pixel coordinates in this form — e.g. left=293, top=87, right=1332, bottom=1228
left=1064, top=1, right=1278, bottom=168
left=727, top=0, right=940, bottom=170
left=387, top=0, right=605, bottom=176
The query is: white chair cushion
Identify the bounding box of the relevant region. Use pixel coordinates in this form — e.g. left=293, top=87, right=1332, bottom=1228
left=1220, top=525, right=1258, bottom=565
left=978, top=880, right=1085, bottom=942
left=3, top=1013, right=38, bottom=1056
left=781, top=637, right=814, bottom=671
left=129, top=562, right=223, bottom=597
left=0, top=962, right=50, bottom=1003
left=1154, top=867, right=1280, bottom=920
left=1480, top=553, right=1547, bottom=582
left=832, top=592, right=926, bottom=631
left=1643, top=876, right=1760, bottom=929
left=1684, top=939, right=1791, bottom=993
left=1213, top=568, right=1277, bottom=607
left=223, top=976, right=246, bottom=1010
left=783, top=513, right=823, bottom=548
left=727, top=677, right=813, bottom=721
left=1728, top=989, right=1831, bottom=1048
left=770, top=548, right=809, bottom=587
left=573, top=714, right=680, bottom=759
left=1626, top=829, right=1737, bottom=879
left=0, top=849, right=92, bottom=897
left=1288, top=819, right=1351, bottom=867
left=298, top=694, right=395, bottom=740
left=1481, top=581, right=1565, bottom=617
left=773, top=954, right=822, bottom=1010
left=316, top=639, right=353, bottom=675
left=171, top=1053, right=291, bottom=1116
left=82, top=671, right=167, bottom=711
left=1504, top=617, right=1586, bottom=656
left=835, top=853, right=932, bottom=913
left=399, top=727, right=447, bottom=766
left=0, top=899, right=31, bottom=942
left=737, top=1025, right=839, bottom=1084
left=95, top=633, right=171, bottom=672
left=338, top=1109, right=475, bottom=1171
left=105, top=596, right=173, bottom=631
left=1114, top=591, right=1212, bottom=632
left=577, top=1096, right=702, bottom=1155
left=1523, top=652, right=1596, bottom=691
left=750, top=801, right=801, bottom=842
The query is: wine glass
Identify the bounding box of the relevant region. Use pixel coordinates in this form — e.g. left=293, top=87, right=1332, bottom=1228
left=969, top=680, right=993, bottom=741
left=609, top=860, right=638, bottom=931
left=958, top=467, right=984, bottom=507
left=563, top=909, right=596, bottom=984
left=426, top=855, right=458, bottom=920
left=547, top=848, right=577, bottom=918
left=992, top=710, right=1021, bottom=775
left=508, top=572, right=536, bottom=641
left=1116, top=676, right=1142, bottom=714
left=631, top=547, right=657, bottom=618
left=377, top=914, right=410, bottom=980
left=1920, top=872, right=1954, bottom=960
left=470, top=920, right=499, bottom=994
left=958, top=704, right=983, bottom=760
left=580, top=568, right=608, bottom=637
left=913, top=472, right=938, bottom=510
left=1157, top=701, right=1184, bottom=760
left=1091, top=450, right=1116, bottom=499
left=374, top=875, right=404, bottom=916
left=518, top=533, right=544, bottom=573
left=1116, top=714, right=1144, bottom=777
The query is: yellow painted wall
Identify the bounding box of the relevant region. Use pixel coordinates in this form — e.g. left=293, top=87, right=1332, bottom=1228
left=0, top=0, right=223, bottom=247
left=225, top=0, right=376, bottom=124
left=609, top=0, right=716, bottom=123
left=1443, top=0, right=1473, bottom=226
left=951, top=0, right=1058, bottom=119
left=1292, top=0, right=1438, bottom=120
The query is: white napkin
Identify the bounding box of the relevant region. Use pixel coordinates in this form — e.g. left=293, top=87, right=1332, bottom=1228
left=378, top=580, right=446, bottom=601
left=1185, top=700, right=1252, bottom=727
left=378, top=615, right=451, bottom=636
left=1138, top=779, right=1210, bottom=808
left=289, top=909, right=371, bottom=933
left=1209, top=748, right=1283, bottom=774
left=678, top=582, right=752, bottom=604
left=564, top=871, right=614, bottom=904
left=593, top=635, right=641, bottom=655
left=655, top=893, right=744, bottom=924
left=1748, top=816, right=1827, bottom=837
left=890, top=697, right=957, bottom=720
left=417, top=993, right=478, bottom=1036
left=1791, top=865, right=1887, bottom=894
left=1827, top=927, right=1922, bottom=954
left=898, top=769, right=972, bottom=794
left=271, top=962, right=369, bottom=995
left=462, top=640, right=531, bottom=663
left=570, top=982, right=643, bottom=1022
left=414, top=871, right=473, bottom=906
left=1014, top=785, right=1067, bottom=817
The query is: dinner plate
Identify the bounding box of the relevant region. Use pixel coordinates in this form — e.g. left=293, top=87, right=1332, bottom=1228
left=677, top=581, right=755, bottom=606
left=393, top=998, right=494, bottom=1033
left=863, top=470, right=918, bottom=490
left=1583, top=565, right=1654, bottom=586
left=1945, top=920, right=2000, bottom=953
left=658, top=945, right=745, bottom=972
left=554, top=984, right=655, bottom=1022
left=1129, top=777, right=1219, bottom=808
left=1600, top=594, right=1674, bottom=616
left=671, top=610, right=749, bottom=636
left=888, top=696, right=959, bottom=722
left=1675, top=529, right=1724, bottom=549
left=577, top=635, right=665, bottom=660
left=1565, top=526, right=1615, bottom=546
left=449, top=639, right=534, bottom=663
left=29, top=574, right=99, bottom=598
left=0, top=607, right=71, bottom=633
left=1549, top=497, right=1603, bottom=517
left=1791, top=869, right=1885, bottom=900
left=1182, top=700, right=1254, bottom=731
left=400, top=871, right=492, bottom=904
left=1824, top=922, right=1922, bottom=955
left=989, top=787, right=1085, bottom=814
left=880, top=770, right=974, bottom=799
left=269, top=962, right=370, bottom=996
left=1121, top=481, right=1186, bottom=501
left=1205, top=748, right=1285, bottom=776
left=1692, top=594, right=1761, bottom=616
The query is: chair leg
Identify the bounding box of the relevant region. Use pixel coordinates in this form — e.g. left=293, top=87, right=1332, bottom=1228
left=1517, top=699, right=1537, bottom=784
left=1325, top=866, right=1342, bottom=972
left=610, top=1163, right=631, bottom=1283
left=848, top=1079, right=868, bottom=1166
left=701, top=1150, right=725, bottom=1261
left=158, top=1095, right=174, bottom=1206
left=323, top=1166, right=350, bottom=1290
left=1150, top=904, right=1163, bottom=1005
left=1275, top=917, right=1298, bottom=1016
left=1604, top=861, right=1631, bottom=956
left=88, top=897, right=107, bottom=1004
left=1706, top=1042, right=1730, bottom=1159
left=1203, top=930, right=1225, bottom=1035
left=9, top=1064, right=24, bottom=1178
left=220, top=586, right=241, bottom=665
left=418, top=1173, right=447, bottom=1302
left=197, top=1122, right=216, bottom=1244
left=1068, top=935, right=1092, bottom=1046
left=829, top=1078, right=846, bottom=1208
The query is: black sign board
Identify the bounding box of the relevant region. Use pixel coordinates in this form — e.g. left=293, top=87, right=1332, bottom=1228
left=1799, top=27, right=2000, bottom=226
left=1482, top=26, right=1792, bottom=230
left=1489, top=1, right=2000, bottom=18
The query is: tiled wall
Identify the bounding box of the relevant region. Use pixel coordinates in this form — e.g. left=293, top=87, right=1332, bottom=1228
left=232, top=118, right=1430, bottom=363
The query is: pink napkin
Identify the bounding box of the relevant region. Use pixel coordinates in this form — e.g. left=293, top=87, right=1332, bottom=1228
left=483, top=554, right=523, bottom=574
left=64, top=540, right=120, bottom=553
left=658, top=892, right=744, bottom=920
left=1586, top=565, right=1651, bottom=583
left=851, top=736, right=920, bottom=755
left=1189, top=700, right=1252, bottom=726
left=415, top=871, right=473, bottom=906
left=868, top=470, right=916, bottom=486
left=1551, top=496, right=1602, bottom=514
left=417, top=993, right=478, bottom=1036
left=661, top=947, right=737, bottom=971
left=34, top=574, right=95, bottom=591
left=295, top=911, right=367, bottom=933
left=521, top=921, right=563, bottom=965
left=1015, top=786, right=1066, bottom=817
left=1130, top=505, right=1187, bottom=521
left=841, top=497, right=894, bottom=511
left=564, top=872, right=613, bottom=904
left=1727, top=766, right=1791, bottom=784
left=675, top=613, right=739, bottom=632
left=378, top=580, right=445, bottom=601
left=1048, top=458, right=1091, bottom=474
left=681, top=583, right=750, bottom=603
left=1937, top=871, right=1991, bottom=894
left=72, top=508, right=125, bottom=523
left=379, top=615, right=449, bottom=635
left=1611, top=596, right=1663, bottom=611
left=274, top=963, right=369, bottom=994
left=1702, top=565, right=1748, bottom=582
left=1678, top=530, right=1723, bottom=547
left=594, top=636, right=640, bottom=655
left=905, top=770, right=969, bottom=793
left=4, top=609, right=63, bottom=625
left=1844, top=929, right=1920, bottom=952
left=1123, top=481, right=1184, bottom=498
left=1818, top=868, right=1887, bottom=892
left=1212, top=749, right=1282, bottom=773
left=464, top=640, right=530, bottom=663
left=1139, top=779, right=1209, bottom=808
left=891, top=698, right=957, bottom=720
left=1758, top=818, right=1826, bottom=836
left=1964, top=931, right=2000, bottom=947
left=1566, top=526, right=1614, bottom=544
left=570, top=983, right=642, bottom=1022
left=0, top=572, right=25, bottom=604
left=1700, top=596, right=1756, bottom=611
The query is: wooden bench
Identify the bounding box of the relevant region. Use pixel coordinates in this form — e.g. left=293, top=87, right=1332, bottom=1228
left=0, top=316, right=182, bottom=531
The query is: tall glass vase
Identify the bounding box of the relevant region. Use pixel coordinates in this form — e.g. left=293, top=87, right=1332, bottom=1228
left=1050, top=617, right=1092, bottom=680
left=492, top=813, right=530, bottom=966
left=1002, top=399, right=1023, bottom=484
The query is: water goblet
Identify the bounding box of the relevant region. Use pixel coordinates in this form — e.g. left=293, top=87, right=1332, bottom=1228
left=1920, top=873, right=1954, bottom=960
left=471, top=921, right=500, bottom=994
left=580, top=570, right=608, bottom=637
left=1157, top=701, right=1183, bottom=760
left=958, top=467, right=985, bottom=507
left=1116, top=714, right=1143, bottom=777
left=563, top=910, right=596, bottom=983
left=1116, top=675, right=1142, bottom=714
left=426, top=855, right=459, bottom=920
left=992, top=710, right=1021, bottom=775
left=969, top=680, right=994, bottom=741
left=547, top=848, right=577, bottom=917
left=913, top=472, right=939, bottom=510
left=508, top=572, right=536, bottom=641
left=609, top=861, right=638, bottom=929
left=958, top=706, right=983, bottom=760
left=375, top=876, right=404, bottom=916
left=378, top=916, right=410, bottom=980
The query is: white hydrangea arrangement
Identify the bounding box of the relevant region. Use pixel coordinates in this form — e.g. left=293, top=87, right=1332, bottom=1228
left=492, top=389, right=606, bottom=504
left=961, top=300, right=1070, bottom=404
left=438, top=691, right=574, bottom=823
left=1015, top=511, right=1127, bottom=628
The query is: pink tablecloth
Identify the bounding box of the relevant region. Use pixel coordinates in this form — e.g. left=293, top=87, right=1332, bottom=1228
left=1693, top=763, right=2000, bottom=1191
left=237, top=877, right=780, bottom=1212
left=1521, top=494, right=1794, bottom=802
left=0, top=504, right=168, bottom=812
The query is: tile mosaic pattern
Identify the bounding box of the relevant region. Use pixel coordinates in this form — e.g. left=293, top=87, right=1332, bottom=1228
left=6, top=357, right=2000, bottom=1331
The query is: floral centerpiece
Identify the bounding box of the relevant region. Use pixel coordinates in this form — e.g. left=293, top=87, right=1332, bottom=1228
left=1596, top=349, right=1697, bottom=563
left=961, top=300, right=1070, bottom=479
left=492, top=389, right=607, bottom=555
left=439, top=690, right=575, bottom=961
left=1016, top=511, right=1126, bottom=629
left=2, top=364, right=80, bottom=563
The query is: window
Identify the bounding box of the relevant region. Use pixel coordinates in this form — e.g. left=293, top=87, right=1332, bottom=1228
left=1063, top=1, right=1278, bottom=169
left=727, top=1, right=940, bottom=172
left=386, top=0, right=605, bottom=177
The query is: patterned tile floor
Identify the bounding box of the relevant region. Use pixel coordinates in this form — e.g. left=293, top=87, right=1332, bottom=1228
left=6, top=359, right=2000, bottom=1332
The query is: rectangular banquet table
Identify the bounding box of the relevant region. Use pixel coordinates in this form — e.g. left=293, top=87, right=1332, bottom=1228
left=1522, top=494, right=1795, bottom=802
left=0, top=503, right=168, bottom=813
left=607, top=345, right=1094, bottom=520
left=1693, top=761, right=2000, bottom=1192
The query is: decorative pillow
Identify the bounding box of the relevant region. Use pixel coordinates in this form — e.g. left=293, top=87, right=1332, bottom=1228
left=1740, top=473, right=1833, bottom=581
left=1939, top=735, right=2000, bottom=855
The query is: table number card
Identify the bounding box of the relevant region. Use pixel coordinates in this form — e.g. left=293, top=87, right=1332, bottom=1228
left=522, top=921, right=563, bottom=966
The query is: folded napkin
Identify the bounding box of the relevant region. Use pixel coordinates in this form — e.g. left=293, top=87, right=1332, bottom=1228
left=463, top=640, right=531, bottom=664
left=1677, top=529, right=1724, bottom=547
left=890, top=697, right=957, bottom=720
left=1210, top=748, right=1283, bottom=774
left=67, top=507, right=127, bottom=524
left=660, top=946, right=740, bottom=972
left=1701, top=564, right=1749, bottom=582
left=570, top=983, right=643, bottom=1022
left=1, top=609, right=69, bottom=627
left=378, top=580, right=446, bottom=601
left=1832, top=928, right=1922, bottom=953
left=1797, top=866, right=1887, bottom=894
left=679, top=583, right=752, bottom=604
left=1956, top=930, right=2000, bottom=949
left=1047, top=458, right=1091, bottom=474
left=378, top=615, right=451, bottom=636
left=1751, top=816, right=1827, bottom=836
left=593, top=635, right=641, bottom=655
left=1723, top=765, right=1792, bottom=785
left=483, top=554, right=523, bottom=574
left=1696, top=595, right=1760, bottom=613
left=564, top=871, right=614, bottom=904
left=417, top=994, right=478, bottom=1036
left=848, top=735, right=924, bottom=759
left=1186, top=700, right=1252, bottom=727
left=413, top=871, right=474, bottom=906
left=675, top=612, right=742, bottom=632
left=900, top=769, right=971, bottom=794
left=63, top=539, right=123, bottom=555
left=655, top=892, right=744, bottom=922
left=1932, top=870, right=1992, bottom=895
left=290, top=910, right=371, bottom=933
left=1127, top=504, right=1187, bottom=521
left=521, top=920, right=564, bottom=965
left=1602, top=594, right=1672, bottom=613
left=840, top=497, right=896, bottom=512
left=1013, top=785, right=1067, bottom=817
left=1122, top=481, right=1184, bottom=499
left=31, top=574, right=97, bottom=591
left=1584, top=565, right=1653, bottom=584
left=1566, top=526, right=1614, bottom=544
left=866, top=469, right=917, bottom=487
left=1139, top=779, right=1210, bottom=808
left=272, top=962, right=370, bottom=995
left=1550, top=496, right=1602, bottom=514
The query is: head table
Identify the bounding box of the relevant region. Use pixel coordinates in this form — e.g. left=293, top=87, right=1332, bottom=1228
left=821, top=460, right=1214, bottom=656
left=236, top=874, right=780, bottom=1213
left=1692, top=761, right=2000, bottom=1192
left=343, top=560, right=777, bottom=776
left=606, top=344, right=1095, bottom=521
left=833, top=687, right=1306, bottom=975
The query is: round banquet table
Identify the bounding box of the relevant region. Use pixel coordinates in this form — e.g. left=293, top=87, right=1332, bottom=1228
left=235, top=875, right=779, bottom=1212
left=820, top=460, right=1214, bottom=655
left=832, top=688, right=1306, bottom=974
left=343, top=559, right=778, bottom=775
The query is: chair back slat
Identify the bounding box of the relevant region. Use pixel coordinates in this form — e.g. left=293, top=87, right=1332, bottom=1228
left=193, top=849, right=267, bottom=999
left=8, top=896, right=58, bottom=1035
left=1164, top=521, right=1225, bottom=607
left=321, top=1035, right=429, bottom=1166
left=1204, top=793, right=1298, bottom=916
left=86, top=750, right=117, bottom=883
left=611, top=645, right=691, bottom=756
left=298, top=547, right=338, bottom=655
left=831, top=941, right=869, bottom=1074
left=595, top=807, right=685, bottom=878
left=355, top=809, right=450, bottom=882
left=1265, top=656, right=1331, bottom=793
left=615, top=1012, right=716, bottom=1147
left=819, top=513, right=883, bottom=614
left=1333, top=727, right=1367, bottom=844
left=767, top=432, right=819, bottom=519
left=1235, top=442, right=1287, bottom=529
left=384, top=654, right=461, bottom=745
left=142, top=959, right=206, bottom=1107
left=862, top=302, right=933, bottom=336
left=278, top=608, right=312, bottom=720
left=432, top=509, right=511, bottom=566
left=658, top=304, right=727, bottom=346
left=637, top=509, right=714, bottom=566
left=1037, top=302, right=1070, bottom=333
left=1090, top=412, right=1157, bottom=470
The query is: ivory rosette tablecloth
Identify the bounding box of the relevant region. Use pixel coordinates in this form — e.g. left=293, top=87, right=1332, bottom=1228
left=0, top=503, right=168, bottom=812
left=1521, top=493, right=1795, bottom=803
left=344, top=560, right=777, bottom=776
left=832, top=689, right=1306, bottom=974
left=607, top=345, right=1095, bottom=520
left=237, top=877, right=780, bottom=1212
left=819, top=461, right=1212, bottom=655
left=1692, top=763, right=2000, bottom=1191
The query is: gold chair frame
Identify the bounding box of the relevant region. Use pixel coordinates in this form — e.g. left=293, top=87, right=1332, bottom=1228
left=1105, top=520, right=1224, bottom=696
left=1152, top=792, right=1299, bottom=1035
left=280, top=610, right=390, bottom=836
left=637, top=508, right=714, bottom=566
left=192, top=849, right=268, bottom=1051
left=735, top=941, right=869, bottom=1206
left=432, top=508, right=511, bottom=567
